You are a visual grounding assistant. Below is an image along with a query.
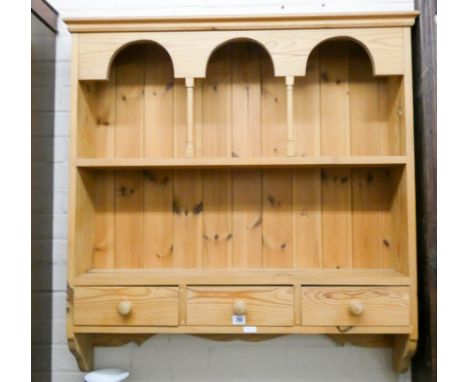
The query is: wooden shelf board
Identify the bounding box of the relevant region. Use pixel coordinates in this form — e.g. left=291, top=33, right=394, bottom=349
left=73, top=268, right=410, bottom=286
left=75, top=156, right=407, bottom=169
left=73, top=325, right=412, bottom=335
left=64, top=12, right=419, bottom=33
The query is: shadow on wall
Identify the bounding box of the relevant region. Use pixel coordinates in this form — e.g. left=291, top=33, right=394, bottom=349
left=31, top=12, right=56, bottom=382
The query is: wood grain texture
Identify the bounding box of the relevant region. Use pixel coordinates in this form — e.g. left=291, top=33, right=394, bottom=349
left=114, top=171, right=144, bottom=268
left=187, top=286, right=294, bottom=326
left=67, top=15, right=419, bottom=372
left=76, top=268, right=410, bottom=286
left=74, top=287, right=179, bottom=326
left=74, top=27, right=410, bottom=80
left=302, top=286, right=410, bottom=326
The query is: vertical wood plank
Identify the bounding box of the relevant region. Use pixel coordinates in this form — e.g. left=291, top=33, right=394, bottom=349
left=173, top=170, right=203, bottom=268
left=142, top=45, right=175, bottom=268
left=232, top=170, right=262, bottom=268
left=143, top=170, right=173, bottom=268
left=349, top=43, right=383, bottom=156
left=381, top=168, right=399, bottom=269
left=231, top=43, right=262, bottom=158
left=351, top=169, right=384, bottom=268
left=293, top=169, right=322, bottom=268
left=91, top=68, right=115, bottom=269
left=114, top=171, right=144, bottom=268
left=202, top=45, right=231, bottom=158
left=144, top=45, right=174, bottom=158
left=115, top=45, right=144, bottom=158
left=231, top=43, right=263, bottom=268
left=319, top=41, right=350, bottom=156
left=321, top=168, right=352, bottom=269
left=201, top=44, right=233, bottom=267
left=262, top=170, right=293, bottom=268
left=92, top=171, right=115, bottom=269
left=202, top=171, right=232, bottom=268
left=293, top=50, right=322, bottom=269
left=261, top=51, right=286, bottom=156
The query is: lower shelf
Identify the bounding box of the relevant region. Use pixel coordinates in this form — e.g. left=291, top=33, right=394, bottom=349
left=73, top=268, right=410, bottom=286
left=73, top=325, right=412, bottom=335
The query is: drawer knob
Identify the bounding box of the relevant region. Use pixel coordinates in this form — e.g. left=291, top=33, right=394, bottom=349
left=117, top=300, right=132, bottom=316
left=233, top=300, right=246, bottom=315
left=349, top=300, right=364, bottom=316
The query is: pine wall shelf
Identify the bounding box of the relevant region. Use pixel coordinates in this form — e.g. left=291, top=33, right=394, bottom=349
left=64, top=11, right=419, bottom=373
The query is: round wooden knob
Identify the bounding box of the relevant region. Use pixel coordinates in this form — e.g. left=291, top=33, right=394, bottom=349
left=348, top=300, right=364, bottom=316
left=117, top=300, right=132, bottom=316
left=233, top=300, right=246, bottom=315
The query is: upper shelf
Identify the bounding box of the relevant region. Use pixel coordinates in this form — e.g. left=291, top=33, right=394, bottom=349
left=75, top=156, right=407, bottom=169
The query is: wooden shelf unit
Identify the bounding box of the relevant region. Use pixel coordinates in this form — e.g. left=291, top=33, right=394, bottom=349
left=65, top=12, right=419, bottom=373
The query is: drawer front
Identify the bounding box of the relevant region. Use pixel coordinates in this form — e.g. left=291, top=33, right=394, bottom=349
left=74, top=287, right=179, bottom=326
left=187, top=286, right=294, bottom=326
left=302, top=287, right=409, bottom=327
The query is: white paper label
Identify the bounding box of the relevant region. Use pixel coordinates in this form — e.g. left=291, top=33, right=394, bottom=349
left=232, top=315, right=246, bottom=325
left=243, top=326, right=257, bottom=333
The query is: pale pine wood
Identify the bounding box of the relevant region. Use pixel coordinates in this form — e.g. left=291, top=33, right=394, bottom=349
left=202, top=171, right=232, bottom=268
left=173, top=170, right=203, bottom=268
left=352, top=169, right=385, bottom=268
left=92, top=172, right=115, bottom=269
left=65, top=12, right=419, bottom=33
left=302, top=287, right=410, bottom=326
left=74, top=268, right=410, bottom=286
left=401, top=29, right=419, bottom=350
left=114, top=171, right=144, bottom=268
left=66, top=14, right=419, bottom=372
left=74, top=287, right=179, bottom=326
left=74, top=325, right=411, bottom=335
left=293, top=169, right=322, bottom=268
left=232, top=170, right=263, bottom=267
left=231, top=44, right=263, bottom=268
left=185, top=78, right=194, bottom=157
left=114, top=45, right=144, bottom=158
left=75, top=156, right=408, bottom=168
left=186, top=286, right=294, bottom=326
left=286, top=76, right=295, bottom=156
left=320, top=41, right=351, bottom=156
left=231, top=43, right=262, bottom=159
left=262, top=170, right=293, bottom=268
left=143, top=170, right=173, bottom=268
left=261, top=52, right=286, bottom=157
left=321, top=169, right=352, bottom=269
left=144, top=44, right=174, bottom=158
left=74, top=28, right=408, bottom=80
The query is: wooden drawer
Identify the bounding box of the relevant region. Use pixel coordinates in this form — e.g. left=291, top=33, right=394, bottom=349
left=74, top=287, right=179, bottom=326
left=301, top=286, right=409, bottom=327
left=187, top=286, right=294, bottom=326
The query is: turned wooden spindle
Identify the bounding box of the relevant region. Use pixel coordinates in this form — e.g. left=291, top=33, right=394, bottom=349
left=117, top=300, right=132, bottom=316
left=348, top=300, right=364, bottom=316
left=185, top=77, right=195, bottom=157
left=233, top=300, right=247, bottom=315
left=286, top=76, right=295, bottom=157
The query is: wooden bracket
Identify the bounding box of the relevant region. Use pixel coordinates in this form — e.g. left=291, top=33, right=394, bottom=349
left=393, top=335, right=418, bottom=373
left=68, top=333, right=94, bottom=371
left=67, top=285, right=94, bottom=371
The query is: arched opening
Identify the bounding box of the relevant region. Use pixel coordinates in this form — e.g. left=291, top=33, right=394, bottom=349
left=200, top=40, right=285, bottom=158
left=78, top=41, right=177, bottom=158
left=294, top=38, right=404, bottom=157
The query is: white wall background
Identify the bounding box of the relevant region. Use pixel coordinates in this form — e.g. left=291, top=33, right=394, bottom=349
left=35, top=1, right=414, bottom=381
